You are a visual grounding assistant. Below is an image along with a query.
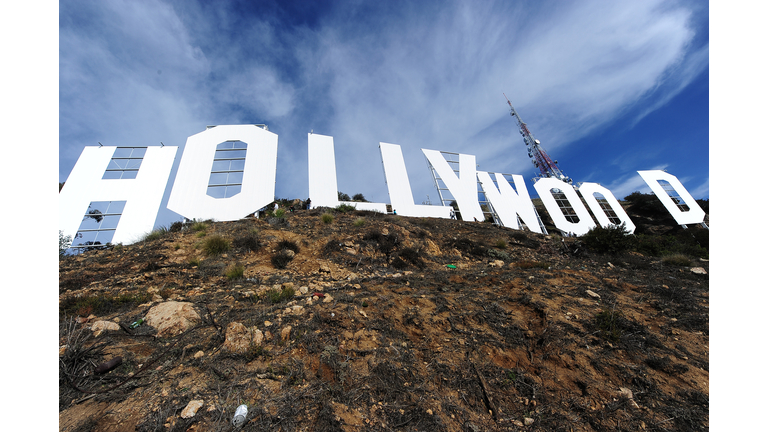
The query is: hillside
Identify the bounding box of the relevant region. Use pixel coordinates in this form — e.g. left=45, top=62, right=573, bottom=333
left=59, top=204, right=709, bottom=431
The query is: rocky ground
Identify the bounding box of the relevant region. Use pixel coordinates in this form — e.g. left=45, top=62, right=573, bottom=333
left=58, top=206, right=708, bottom=431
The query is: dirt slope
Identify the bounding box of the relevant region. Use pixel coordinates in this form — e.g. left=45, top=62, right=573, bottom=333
left=59, top=208, right=708, bottom=431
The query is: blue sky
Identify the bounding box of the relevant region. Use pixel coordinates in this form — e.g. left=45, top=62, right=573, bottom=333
left=59, top=0, right=709, bottom=228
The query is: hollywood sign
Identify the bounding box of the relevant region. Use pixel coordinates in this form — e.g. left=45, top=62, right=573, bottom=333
left=59, top=124, right=706, bottom=246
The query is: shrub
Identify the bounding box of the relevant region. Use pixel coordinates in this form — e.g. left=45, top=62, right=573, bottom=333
left=277, top=239, right=300, bottom=254
left=190, top=221, right=208, bottom=232
left=188, top=257, right=201, bottom=267
left=271, top=250, right=294, bottom=269
left=321, top=213, right=334, bottom=224
left=495, top=239, right=507, bottom=249
left=274, top=208, right=286, bottom=218
left=60, top=291, right=154, bottom=316
left=581, top=223, right=635, bottom=254
left=233, top=232, right=262, bottom=252
left=142, top=226, right=169, bottom=242
left=266, top=286, right=295, bottom=303
left=169, top=221, right=183, bottom=232
left=352, top=193, right=368, bottom=202
left=595, top=309, right=625, bottom=343
left=202, top=235, right=230, bottom=256
left=488, top=248, right=510, bottom=261
left=662, top=254, right=693, bottom=267
left=392, top=247, right=425, bottom=269
left=225, top=263, right=245, bottom=280
left=353, top=218, right=366, bottom=227
left=335, top=204, right=356, bottom=213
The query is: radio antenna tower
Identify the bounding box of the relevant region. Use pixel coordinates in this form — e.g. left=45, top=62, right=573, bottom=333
left=504, top=93, right=572, bottom=185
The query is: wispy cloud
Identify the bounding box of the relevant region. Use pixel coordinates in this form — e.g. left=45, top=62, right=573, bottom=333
left=59, top=0, right=708, bottom=221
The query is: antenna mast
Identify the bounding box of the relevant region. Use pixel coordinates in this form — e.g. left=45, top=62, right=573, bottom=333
left=503, top=93, right=572, bottom=185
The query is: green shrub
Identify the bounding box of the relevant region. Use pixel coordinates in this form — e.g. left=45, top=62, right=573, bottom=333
left=353, top=218, right=365, bottom=227
left=60, top=291, right=154, bottom=316
left=581, top=223, right=635, bottom=254
left=335, top=204, right=356, bottom=213
left=321, top=213, right=334, bottom=224
left=188, top=257, right=201, bottom=267
left=488, top=248, right=510, bottom=261
left=595, top=309, right=625, bottom=343
left=495, top=239, right=507, bottom=249
left=202, top=235, right=230, bottom=256
left=225, top=263, right=245, bottom=280
left=274, top=208, right=286, bottom=218
left=266, top=286, right=295, bottom=303
left=190, top=221, right=208, bottom=232
left=142, top=226, right=169, bottom=242
left=662, top=254, right=693, bottom=267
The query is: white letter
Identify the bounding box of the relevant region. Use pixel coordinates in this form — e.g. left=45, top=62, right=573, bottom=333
left=578, top=182, right=636, bottom=233
left=533, top=178, right=596, bottom=236
left=59, top=145, right=177, bottom=245
left=308, top=133, right=387, bottom=212
left=167, top=125, right=277, bottom=221
left=422, top=149, right=484, bottom=222
left=379, top=143, right=451, bottom=218
left=637, top=170, right=706, bottom=225
left=478, top=172, right=543, bottom=233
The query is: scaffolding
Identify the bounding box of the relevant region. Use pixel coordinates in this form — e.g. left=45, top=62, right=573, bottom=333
left=426, top=152, right=548, bottom=233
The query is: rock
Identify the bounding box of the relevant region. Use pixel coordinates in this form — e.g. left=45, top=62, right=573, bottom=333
left=91, top=320, right=121, bottom=337
left=323, top=294, right=334, bottom=303
left=181, top=400, right=204, bottom=419
left=618, top=387, right=633, bottom=399
left=290, top=305, right=305, bottom=315
left=252, top=328, right=264, bottom=345
left=489, top=260, right=504, bottom=268
left=586, top=290, right=601, bottom=299
left=299, top=286, right=309, bottom=295
left=283, top=282, right=295, bottom=290
left=512, top=420, right=524, bottom=427
left=194, top=351, right=205, bottom=359
left=524, top=417, right=534, bottom=425
left=281, top=326, right=292, bottom=342
left=319, top=264, right=331, bottom=273
left=145, top=301, right=201, bottom=337
left=223, top=322, right=252, bottom=354
left=690, top=267, right=707, bottom=275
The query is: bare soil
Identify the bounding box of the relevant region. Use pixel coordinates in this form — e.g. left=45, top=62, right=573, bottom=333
left=59, top=208, right=708, bottom=431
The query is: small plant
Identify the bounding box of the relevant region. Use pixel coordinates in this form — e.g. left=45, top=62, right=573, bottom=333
left=662, top=253, right=693, bottom=267
left=225, top=263, right=245, bottom=280
left=321, top=213, right=334, bottom=224
left=142, top=226, right=169, bottom=242
left=335, top=204, right=356, bottom=213
left=581, top=222, right=635, bottom=254
left=274, top=208, right=286, bottom=218
left=362, top=300, right=369, bottom=308
left=233, top=231, right=262, bottom=252
left=488, top=248, right=510, bottom=261
left=188, top=257, right=201, bottom=267
left=495, top=239, right=507, bottom=249
left=190, top=220, right=208, bottom=232
left=266, top=286, right=295, bottom=303
left=595, top=308, right=625, bottom=343
left=277, top=239, right=300, bottom=253
left=196, top=231, right=206, bottom=238
left=202, top=235, right=230, bottom=256
left=353, top=218, right=365, bottom=227
left=271, top=250, right=294, bottom=269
